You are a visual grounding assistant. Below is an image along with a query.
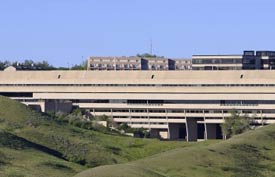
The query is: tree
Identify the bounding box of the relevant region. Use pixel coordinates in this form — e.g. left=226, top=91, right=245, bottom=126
left=0, top=61, right=11, bottom=70
left=71, top=60, right=87, bottom=70
left=221, top=110, right=253, bottom=139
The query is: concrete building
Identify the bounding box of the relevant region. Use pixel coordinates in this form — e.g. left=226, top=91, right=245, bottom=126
left=192, top=50, right=275, bottom=70
left=192, top=55, right=243, bottom=70
left=145, top=57, right=175, bottom=70
left=1, top=68, right=275, bottom=141
left=88, top=56, right=192, bottom=70
left=256, top=51, right=275, bottom=70
left=87, top=56, right=148, bottom=70
left=174, top=59, right=192, bottom=70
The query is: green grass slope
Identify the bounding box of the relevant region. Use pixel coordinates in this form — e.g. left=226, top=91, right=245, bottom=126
left=0, top=96, right=200, bottom=177
left=75, top=124, right=275, bottom=177
left=0, top=130, right=85, bottom=177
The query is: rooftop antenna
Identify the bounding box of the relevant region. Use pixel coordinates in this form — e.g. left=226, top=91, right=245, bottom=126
left=150, top=38, right=153, bottom=55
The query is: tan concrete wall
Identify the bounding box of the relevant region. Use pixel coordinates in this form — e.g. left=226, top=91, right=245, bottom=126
left=2, top=70, right=275, bottom=140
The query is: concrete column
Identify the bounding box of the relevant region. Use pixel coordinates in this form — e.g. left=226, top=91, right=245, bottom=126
left=186, top=118, right=198, bottom=141
left=168, top=124, right=180, bottom=140
left=203, top=110, right=207, bottom=140
left=206, top=124, right=217, bottom=139
left=40, top=101, right=46, bottom=112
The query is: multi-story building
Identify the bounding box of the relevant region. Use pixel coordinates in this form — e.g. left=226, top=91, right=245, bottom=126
left=192, top=50, right=275, bottom=70
left=192, top=55, right=243, bottom=70
left=2, top=67, right=275, bottom=141
left=256, top=51, right=275, bottom=70
left=145, top=57, right=175, bottom=70
left=174, top=59, right=192, bottom=70
left=87, top=56, right=148, bottom=70
left=88, top=56, right=192, bottom=71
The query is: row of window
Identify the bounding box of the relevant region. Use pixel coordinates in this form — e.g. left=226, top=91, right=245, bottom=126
left=112, top=116, right=275, bottom=120
left=11, top=98, right=275, bottom=106
left=90, top=64, right=140, bottom=69
left=192, top=66, right=242, bottom=70
left=192, top=59, right=242, bottom=64
left=93, top=109, right=275, bottom=114
left=75, top=99, right=275, bottom=105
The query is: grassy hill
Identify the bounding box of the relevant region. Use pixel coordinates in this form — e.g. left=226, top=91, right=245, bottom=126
left=0, top=96, right=201, bottom=177
left=0, top=130, right=85, bottom=177
left=75, top=123, right=275, bottom=177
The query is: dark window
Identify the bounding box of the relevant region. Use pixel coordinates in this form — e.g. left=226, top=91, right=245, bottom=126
left=0, top=92, right=33, bottom=97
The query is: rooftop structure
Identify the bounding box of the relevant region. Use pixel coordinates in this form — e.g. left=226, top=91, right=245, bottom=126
left=192, top=50, right=275, bottom=70
left=174, top=59, right=192, bottom=70
left=87, top=56, right=148, bottom=70
left=192, top=55, right=243, bottom=70
left=87, top=56, right=191, bottom=71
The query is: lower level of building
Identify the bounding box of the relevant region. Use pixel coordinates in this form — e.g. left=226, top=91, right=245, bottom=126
left=14, top=97, right=272, bottom=141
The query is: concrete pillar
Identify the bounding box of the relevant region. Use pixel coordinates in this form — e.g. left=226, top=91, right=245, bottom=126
left=40, top=101, right=45, bottom=112
left=168, top=124, right=180, bottom=140
left=206, top=124, right=217, bottom=139
left=186, top=118, right=198, bottom=141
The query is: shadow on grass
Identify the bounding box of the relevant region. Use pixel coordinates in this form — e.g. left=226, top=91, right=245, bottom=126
left=0, top=131, right=66, bottom=160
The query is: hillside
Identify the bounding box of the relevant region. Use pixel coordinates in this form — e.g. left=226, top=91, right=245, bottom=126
left=0, top=96, right=201, bottom=177
left=75, top=123, right=275, bottom=177
left=0, top=130, right=85, bottom=177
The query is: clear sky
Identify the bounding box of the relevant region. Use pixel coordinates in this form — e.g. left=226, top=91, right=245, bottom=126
left=0, top=0, right=275, bottom=66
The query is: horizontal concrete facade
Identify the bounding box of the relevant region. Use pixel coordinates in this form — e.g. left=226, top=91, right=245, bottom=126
left=1, top=69, right=275, bottom=141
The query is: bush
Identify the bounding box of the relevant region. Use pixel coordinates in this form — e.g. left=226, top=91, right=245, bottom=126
left=221, top=110, right=254, bottom=139
left=95, top=115, right=109, bottom=121
left=118, top=124, right=150, bottom=138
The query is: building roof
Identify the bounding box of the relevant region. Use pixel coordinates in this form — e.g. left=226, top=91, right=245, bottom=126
left=1, top=70, right=275, bottom=85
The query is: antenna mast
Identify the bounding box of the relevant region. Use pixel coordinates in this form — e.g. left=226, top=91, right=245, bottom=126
left=150, top=38, right=153, bottom=55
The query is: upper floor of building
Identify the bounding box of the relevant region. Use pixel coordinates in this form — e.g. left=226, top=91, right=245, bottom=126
left=87, top=56, right=192, bottom=71
left=192, top=50, right=275, bottom=70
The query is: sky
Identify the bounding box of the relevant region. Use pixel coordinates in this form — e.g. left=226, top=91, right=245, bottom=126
left=0, top=0, right=275, bottom=66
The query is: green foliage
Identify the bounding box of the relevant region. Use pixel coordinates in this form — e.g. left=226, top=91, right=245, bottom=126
left=11, top=60, right=56, bottom=70
left=118, top=123, right=130, bottom=132
left=0, top=60, right=10, bottom=70
left=50, top=110, right=112, bottom=134
left=117, top=124, right=150, bottom=138
left=71, top=61, right=88, bottom=70
left=136, top=53, right=164, bottom=58
left=221, top=110, right=253, bottom=139
left=137, top=53, right=157, bottom=58
left=133, top=128, right=150, bottom=138
left=95, top=115, right=109, bottom=121
left=0, top=59, right=87, bottom=70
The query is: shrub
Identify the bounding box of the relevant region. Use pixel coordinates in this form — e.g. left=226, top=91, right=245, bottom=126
left=221, top=110, right=254, bottom=139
